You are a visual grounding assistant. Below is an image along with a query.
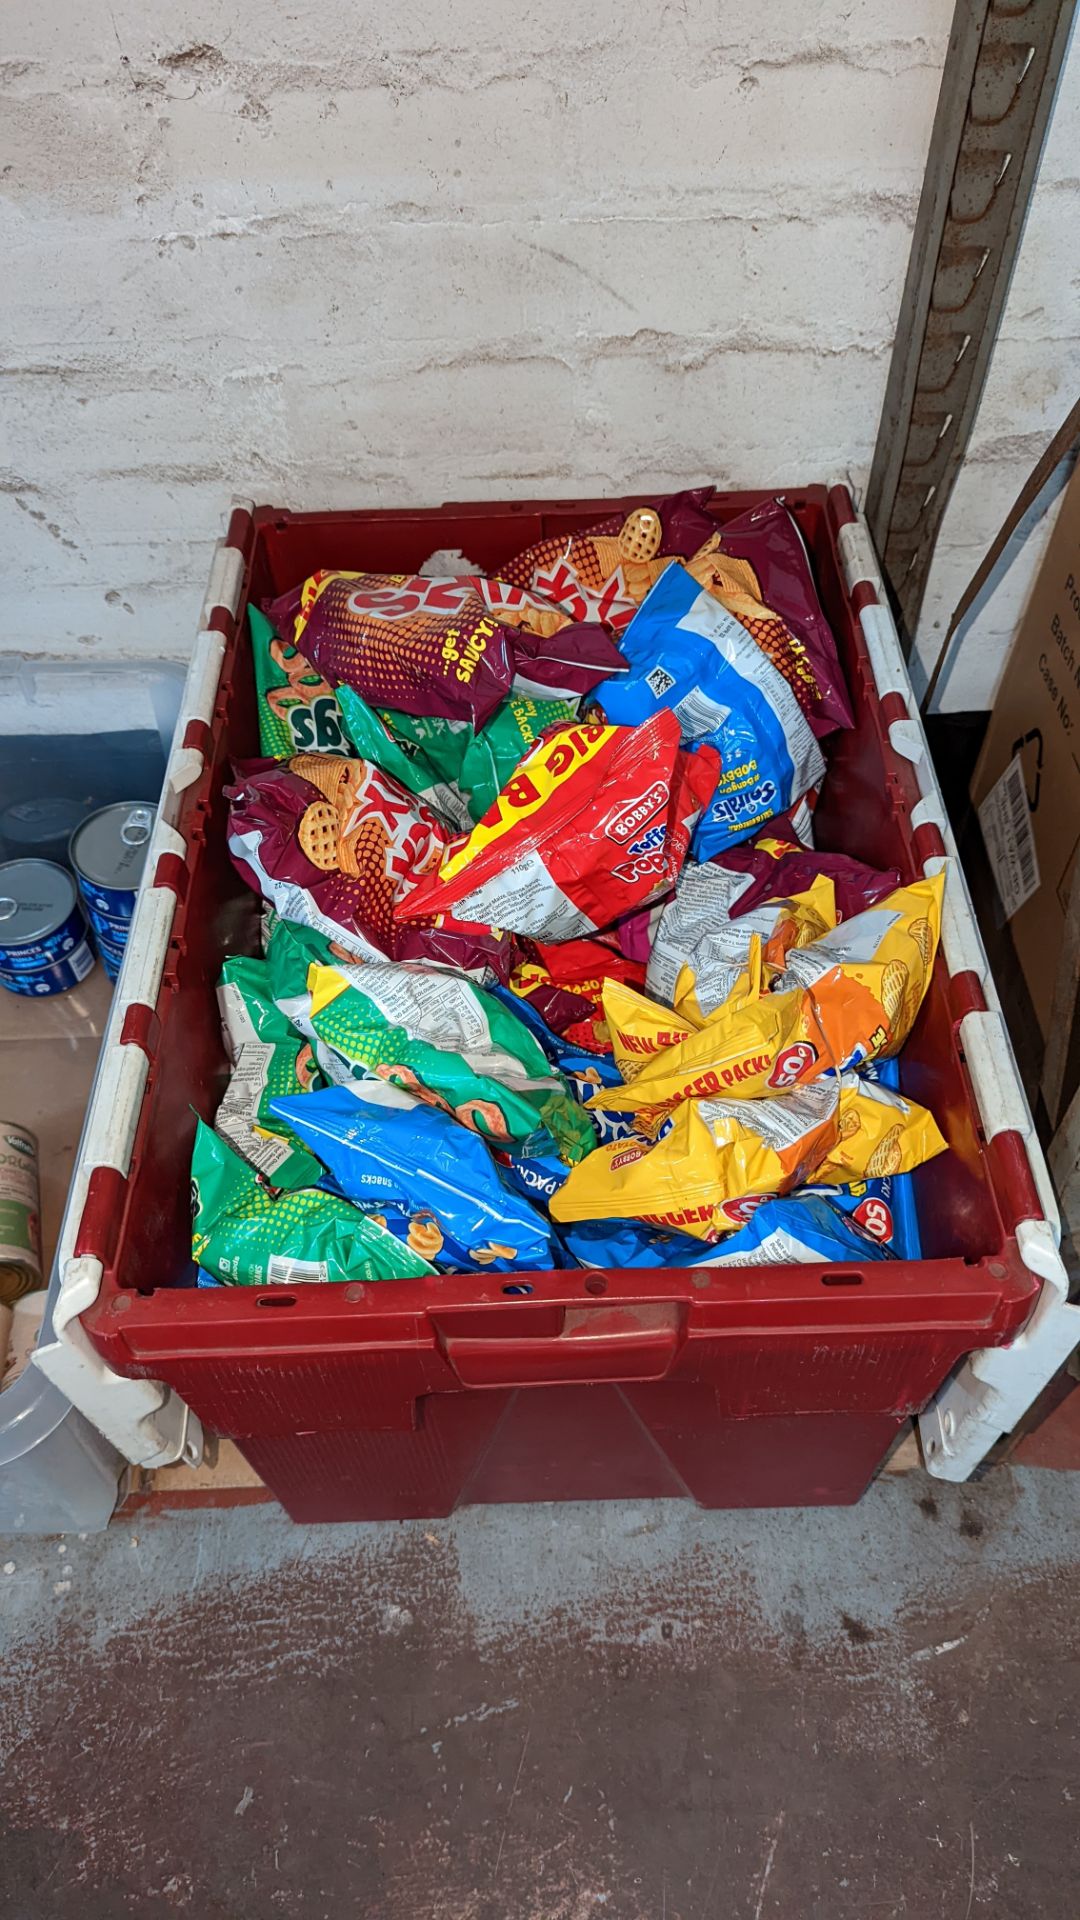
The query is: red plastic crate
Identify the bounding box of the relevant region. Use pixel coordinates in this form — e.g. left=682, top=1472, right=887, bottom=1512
left=73, top=488, right=1046, bottom=1520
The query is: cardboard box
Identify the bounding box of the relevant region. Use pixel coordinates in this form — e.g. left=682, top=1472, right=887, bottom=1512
left=971, top=457, right=1080, bottom=1038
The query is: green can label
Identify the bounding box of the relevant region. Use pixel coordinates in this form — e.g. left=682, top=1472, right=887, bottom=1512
left=0, top=1124, right=41, bottom=1276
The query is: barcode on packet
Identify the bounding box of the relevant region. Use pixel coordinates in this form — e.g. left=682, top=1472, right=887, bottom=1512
left=672, top=687, right=731, bottom=738
left=978, top=751, right=1040, bottom=920
left=266, top=1255, right=329, bottom=1285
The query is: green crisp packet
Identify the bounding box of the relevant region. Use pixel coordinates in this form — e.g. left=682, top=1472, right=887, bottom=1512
left=337, top=683, right=574, bottom=827
left=458, top=693, right=574, bottom=819
left=335, top=684, right=472, bottom=828
left=265, top=917, right=595, bottom=1163
left=191, top=1120, right=437, bottom=1286
left=216, top=954, right=325, bottom=1187
left=251, top=605, right=349, bottom=759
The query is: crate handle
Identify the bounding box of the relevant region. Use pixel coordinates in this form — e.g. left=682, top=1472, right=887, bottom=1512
left=437, top=1301, right=683, bottom=1388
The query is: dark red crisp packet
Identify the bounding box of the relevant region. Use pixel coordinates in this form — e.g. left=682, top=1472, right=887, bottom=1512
left=711, top=811, right=901, bottom=923
left=267, top=574, right=515, bottom=727
left=226, top=754, right=512, bottom=978
left=707, top=498, right=854, bottom=737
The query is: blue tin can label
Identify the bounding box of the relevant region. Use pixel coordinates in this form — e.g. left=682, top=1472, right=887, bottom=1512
left=86, top=904, right=133, bottom=946
left=0, top=938, right=95, bottom=997
left=0, top=859, right=94, bottom=998
left=70, top=803, right=155, bottom=927
left=96, top=940, right=125, bottom=984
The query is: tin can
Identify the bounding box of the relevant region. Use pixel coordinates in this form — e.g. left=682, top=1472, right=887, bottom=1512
left=70, top=802, right=156, bottom=976
left=95, top=931, right=128, bottom=984
left=0, top=859, right=96, bottom=997
left=0, top=795, right=87, bottom=868
left=0, top=1119, right=43, bottom=1306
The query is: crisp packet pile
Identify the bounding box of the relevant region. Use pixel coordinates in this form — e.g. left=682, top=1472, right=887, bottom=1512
left=195, top=490, right=948, bottom=1284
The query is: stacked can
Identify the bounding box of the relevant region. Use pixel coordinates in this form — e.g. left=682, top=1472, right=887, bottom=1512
left=0, top=1119, right=43, bottom=1305
left=0, top=860, right=96, bottom=996
left=70, top=803, right=157, bottom=983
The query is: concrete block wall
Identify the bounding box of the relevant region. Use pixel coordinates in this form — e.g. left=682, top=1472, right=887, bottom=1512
left=2, top=0, right=1074, bottom=710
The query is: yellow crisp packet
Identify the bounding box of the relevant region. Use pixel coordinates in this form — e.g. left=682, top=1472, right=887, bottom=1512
left=774, top=872, right=945, bottom=1065
left=553, top=1077, right=842, bottom=1239
left=592, top=945, right=833, bottom=1112
left=671, top=874, right=836, bottom=1023
left=603, top=977, right=701, bottom=1083
left=815, top=1072, right=946, bottom=1184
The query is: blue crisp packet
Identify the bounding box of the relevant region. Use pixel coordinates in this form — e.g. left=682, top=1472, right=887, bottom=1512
left=270, top=1085, right=554, bottom=1272
left=800, top=1058, right=923, bottom=1258
left=490, top=986, right=635, bottom=1145
left=563, top=1195, right=894, bottom=1270
left=493, top=1131, right=570, bottom=1208
left=598, top=563, right=825, bottom=857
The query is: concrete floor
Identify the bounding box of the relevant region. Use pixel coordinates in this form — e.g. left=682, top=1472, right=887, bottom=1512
left=1, top=1467, right=1078, bottom=1918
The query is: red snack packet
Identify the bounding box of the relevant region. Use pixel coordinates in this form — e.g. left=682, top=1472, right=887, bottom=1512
left=530, top=935, right=644, bottom=985
left=498, top=498, right=716, bottom=635
left=397, top=712, right=720, bottom=940
left=703, top=499, right=854, bottom=738
left=713, top=812, right=901, bottom=923
left=510, top=938, right=648, bottom=1053
left=226, top=753, right=512, bottom=979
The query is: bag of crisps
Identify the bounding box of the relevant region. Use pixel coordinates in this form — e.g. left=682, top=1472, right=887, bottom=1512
left=335, top=684, right=473, bottom=830
left=459, top=693, right=578, bottom=819
left=215, top=954, right=325, bottom=1186
left=498, top=496, right=714, bottom=633
left=599, top=976, right=701, bottom=1084
left=267, top=572, right=516, bottom=727
left=226, top=753, right=512, bottom=979
left=506, top=937, right=647, bottom=1053
left=796, top=1059, right=927, bottom=1257
left=191, top=1119, right=436, bottom=1286
left=337, top=684, right=583, bottom=834
left=699, top=498, right=853, bottom=738
left=646, top=865, right=836, bottom=1017
left=398, top=713, right=718, bottom=941
left=555, top=1068, right=943, bottom=1239
left=507, top=620, right=626, bottom=703
left=562, top=1193, right=894, bottom=1269
left=250, top=606, right=350, bottom=761
left=268, top=572, right=619, bottom=730
left=594, top=954, right=832, bottom=1108
left=271, top=1084, right=556, bottom=1272
left=598, top=563, right=825, bottom=858
left=552, top=1078, right=842, bottom=1238
left=811, top=1069, right=946, bottom=1186
left=715, top=812, right=900, bottom=923
left=774, top=873, right=944, bottom=1066
left=277, top=941, right=595, bottom=1162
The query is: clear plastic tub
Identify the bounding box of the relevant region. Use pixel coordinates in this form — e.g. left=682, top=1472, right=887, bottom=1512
left=0, top=662, right=182, bottom=1533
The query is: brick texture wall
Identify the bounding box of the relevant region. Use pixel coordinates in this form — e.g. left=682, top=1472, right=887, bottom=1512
left=2, top=0, right=1075, bottom=709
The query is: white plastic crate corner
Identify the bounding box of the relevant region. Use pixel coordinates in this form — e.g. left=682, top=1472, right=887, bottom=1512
left=832, top=481, right=1080, bottom=1480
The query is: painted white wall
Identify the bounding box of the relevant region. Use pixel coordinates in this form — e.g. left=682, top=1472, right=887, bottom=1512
left=3, top=0, right=1075, bottom=710
left=2, top=0, right=949, bottom=666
